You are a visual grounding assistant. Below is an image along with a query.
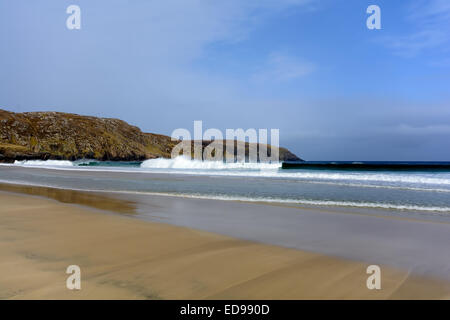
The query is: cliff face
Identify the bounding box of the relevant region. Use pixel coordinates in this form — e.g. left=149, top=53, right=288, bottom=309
left=0, top=109, right=176, bottom=162
left=0, top=109, right=301, bottom=162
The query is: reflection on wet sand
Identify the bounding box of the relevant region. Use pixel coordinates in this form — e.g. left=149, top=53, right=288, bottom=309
left=2, top=191, right=450, bottom=299
left=0, top=183, right=136, bottom=215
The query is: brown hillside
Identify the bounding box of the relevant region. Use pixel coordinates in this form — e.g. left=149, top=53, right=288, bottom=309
left=0, top=109, right=301, bottom=162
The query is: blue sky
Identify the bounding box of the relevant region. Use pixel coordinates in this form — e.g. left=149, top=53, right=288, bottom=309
left=1, top=0, right=450, bottom=160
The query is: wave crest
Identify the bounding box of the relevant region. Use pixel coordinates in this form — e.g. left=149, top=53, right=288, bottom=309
left=14, top=160, right=74, bottom=167
left=140, top=156, right=281, bottom=170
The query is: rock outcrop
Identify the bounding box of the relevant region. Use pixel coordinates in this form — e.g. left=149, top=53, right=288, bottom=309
left=0, top=109, right=301, bottom=162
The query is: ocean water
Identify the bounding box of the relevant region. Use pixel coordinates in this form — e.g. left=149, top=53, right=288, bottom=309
left=1, top=157, right=450, bottom=213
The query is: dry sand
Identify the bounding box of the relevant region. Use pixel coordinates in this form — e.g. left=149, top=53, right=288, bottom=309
left=1, top=190, right=449, bottom=300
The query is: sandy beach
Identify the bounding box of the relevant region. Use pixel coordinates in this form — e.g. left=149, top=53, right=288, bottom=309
left=3, top=0, right=450, bottom=305
left=1, top=187, right=450, bottom=300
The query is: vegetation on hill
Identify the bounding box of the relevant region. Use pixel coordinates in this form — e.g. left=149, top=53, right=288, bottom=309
left=0, top=109, right=301, bottom=162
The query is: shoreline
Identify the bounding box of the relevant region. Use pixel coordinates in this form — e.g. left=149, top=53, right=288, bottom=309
left=1, top=189, right=450, bottom=299
left=1, top=180, right=450, bottom=224
left=1, top=171, right=450, bottom=215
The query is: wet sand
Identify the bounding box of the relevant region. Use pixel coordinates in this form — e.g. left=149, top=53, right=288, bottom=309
left=1, top=189, right=450, bottom=299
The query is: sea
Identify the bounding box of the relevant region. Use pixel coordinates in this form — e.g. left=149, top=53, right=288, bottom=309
left=1, top=157, right=450, bottom=213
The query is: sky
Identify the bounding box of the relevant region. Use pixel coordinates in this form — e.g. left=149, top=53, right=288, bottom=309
left=1, top=0, right=450, bottom=160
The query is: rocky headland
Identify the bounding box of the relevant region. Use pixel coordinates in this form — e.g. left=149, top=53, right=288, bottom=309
left=0, top=109, right=301, bottom=163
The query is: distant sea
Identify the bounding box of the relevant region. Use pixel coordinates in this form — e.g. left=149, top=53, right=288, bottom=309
left=1, top=157, right=450, bottom=213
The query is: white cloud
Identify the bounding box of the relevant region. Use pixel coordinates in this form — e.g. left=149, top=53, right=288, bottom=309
left=382, top=0, right=450, bottom=57
left=69, top=0, right=317, bottom=116
left=112, top=0, right=314, bottom=64
left=252, top=52, right=315, bottom=82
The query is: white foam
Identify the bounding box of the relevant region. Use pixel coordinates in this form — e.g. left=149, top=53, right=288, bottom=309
left=6, top=158, right=450, bottom=188
left=14, top=160, right=74, bottom=167
left=0, top=179, right=449, bottom=213
left=139, top=158, right=450, bottom=186
left=141, top=156, right=281, bottom=170
left=260, top=171, right=450, bottom=186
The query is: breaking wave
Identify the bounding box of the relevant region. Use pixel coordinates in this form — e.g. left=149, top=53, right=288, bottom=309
left=13, top=160, right=74, bottom=167
left=6, top=158, right=450, bottom=190
left=140, top=156, right=281, bottom=170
